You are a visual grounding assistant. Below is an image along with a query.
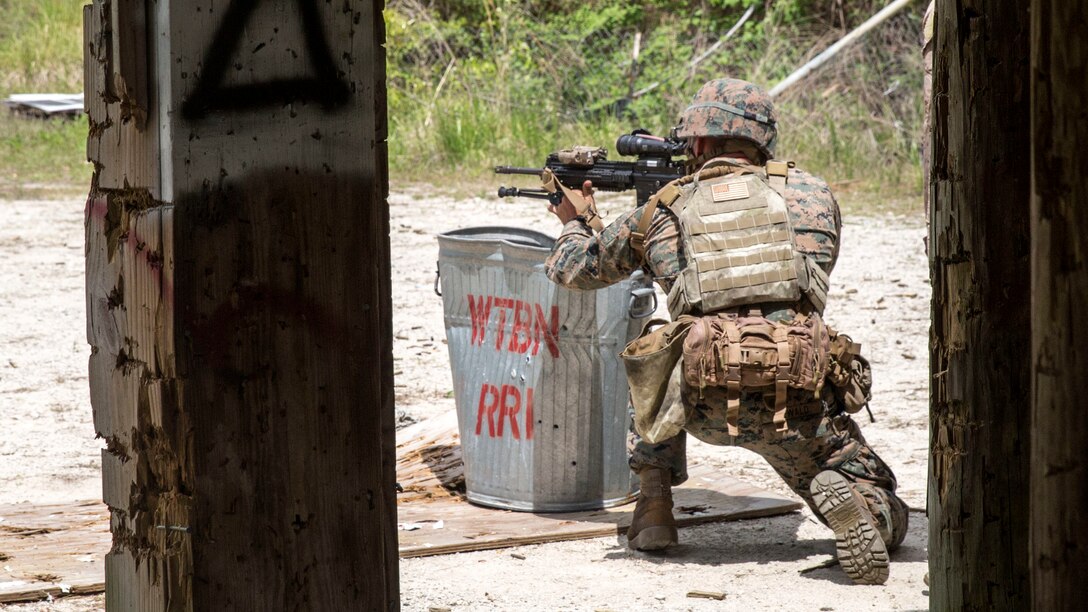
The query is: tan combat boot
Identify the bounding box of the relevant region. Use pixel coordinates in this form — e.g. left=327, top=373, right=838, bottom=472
left=627, top=467, right=678, bottom=551
left=810, top=470, right=890, bottom=585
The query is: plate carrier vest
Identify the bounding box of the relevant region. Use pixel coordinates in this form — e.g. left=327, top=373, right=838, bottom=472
left=630, top=159, right=833, bottom=436
left=633, top=159, right=829, bottom=319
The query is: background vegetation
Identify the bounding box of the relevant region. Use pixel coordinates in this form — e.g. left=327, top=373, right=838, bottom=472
left=388, top=0, right=925, bottom=206
left=0, top=0, right=88, bottom=195
left=1, top=0, right=925, bottom=211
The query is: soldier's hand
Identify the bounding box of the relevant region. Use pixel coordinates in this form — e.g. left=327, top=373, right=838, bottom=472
left=548, top=180, right=595, bottom=225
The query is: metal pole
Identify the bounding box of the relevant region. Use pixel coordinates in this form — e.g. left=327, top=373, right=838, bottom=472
left=769, top=0, right=915, bottom=98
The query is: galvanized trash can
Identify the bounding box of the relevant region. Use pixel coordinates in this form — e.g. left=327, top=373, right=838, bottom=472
left=436, top=226, right=655, bottom=512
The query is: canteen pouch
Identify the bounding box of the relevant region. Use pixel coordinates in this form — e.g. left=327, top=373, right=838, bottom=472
left=620, top=317, right=694, bottom=443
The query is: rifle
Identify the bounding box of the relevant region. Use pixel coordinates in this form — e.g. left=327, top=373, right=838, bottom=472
left=495, top=130, right=687, bottom=231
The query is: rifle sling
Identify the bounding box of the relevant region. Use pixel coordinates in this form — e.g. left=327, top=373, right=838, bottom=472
left=632, top=186, right=672, bottom=260
left=542, top=169, right=604, bottom=232
left=631, top=163, right=749, bottom=261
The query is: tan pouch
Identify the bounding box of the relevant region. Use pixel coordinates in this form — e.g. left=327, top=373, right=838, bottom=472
left=683, top=313, right=829, bottom=391
left=834, top=354, right=872, bottom=414
left=621, top=317, right=694, bottom=443
left=680, top=311, right=831, bottom=435
left=826, top=332, right=872, bottom=414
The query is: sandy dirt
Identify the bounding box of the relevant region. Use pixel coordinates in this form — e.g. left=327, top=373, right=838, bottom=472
left=0, top=191, right=930, bottom=611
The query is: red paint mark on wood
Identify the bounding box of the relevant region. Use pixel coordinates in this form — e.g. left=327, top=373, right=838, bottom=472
left=86, top=194, right=174, bottom=306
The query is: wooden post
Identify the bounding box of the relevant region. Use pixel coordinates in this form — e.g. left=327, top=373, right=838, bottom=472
left=1030, top=1, right=1088, bottom=607
left=84, top=1, right=396, bottom=609
left=927, top=0, right=1032, bottom=609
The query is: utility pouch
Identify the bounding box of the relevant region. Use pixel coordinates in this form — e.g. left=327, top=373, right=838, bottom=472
left=682, top=313, right=830, bottom=392
left=620, top=317, right=694, bottom=443
left=797, top=256, right=830, bottom=313
left=681, top=311, right=831, bottom=435
left=827, top=332, right=873, bottom=415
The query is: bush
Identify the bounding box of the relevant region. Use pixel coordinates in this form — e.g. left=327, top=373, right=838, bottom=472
left=0, top=0, right=924, bottom=203
left=387, top=0, right=924, bottom=200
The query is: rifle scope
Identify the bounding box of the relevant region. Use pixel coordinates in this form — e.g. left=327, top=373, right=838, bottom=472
left=615, top=131, right=687, bottom=158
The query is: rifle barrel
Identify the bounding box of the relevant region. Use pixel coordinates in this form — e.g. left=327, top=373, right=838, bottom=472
left=497, top=186, right=562, bottom=204
left=494, top=166, right=543, bottom=176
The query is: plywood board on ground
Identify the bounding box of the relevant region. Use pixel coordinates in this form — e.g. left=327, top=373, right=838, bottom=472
left=394, top=412, right=802, bottom=558
left=0, top=500, right=110, bottom=604
left=397, top=465, right=801, bottom=558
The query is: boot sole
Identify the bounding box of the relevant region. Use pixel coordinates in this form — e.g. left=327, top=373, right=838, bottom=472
left=810, top=470, right=890, bottom=585
left=627, top=525, right=678, bottom=551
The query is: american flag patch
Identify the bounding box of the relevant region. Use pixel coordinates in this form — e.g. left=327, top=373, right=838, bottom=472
left=711, top=179, right=750, bottom=202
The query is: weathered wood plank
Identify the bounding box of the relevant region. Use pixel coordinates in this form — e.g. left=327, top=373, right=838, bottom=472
left=95, top=103, right=159, bottom=192
left=85, top=0, right=394, bottom=608
left=1030, top=1, right=1088, bottom=607
left=394, top=414, right=799, bottom=557
left=108, top=0, right=149, bottom=126
left=122, top=207, right=164, bottom=374
left=83, top=0, right=158, bottom=193
left=159, top=206, right=176, bottom=378
left=87, top=348, right=139, bottom=446
left=397, top=464, right=800, bottom=558
left=82, top=4, right=104, bottom=125
left=85, top=195, right=123, bottom=356
left=0, top=501, right=110, bottom=604
left=100, top=448, right=138, bottom=512
left=161, top=0, right=394, bottom=608
left=0, top=462, right=797, bottom=603
left=83, top=3, right=107, bottom=160
left=105, top=550, right=163, bottom=611
left=928, top=1, right=1032, bottom=608
left=395, top=411, right=464, bottom=504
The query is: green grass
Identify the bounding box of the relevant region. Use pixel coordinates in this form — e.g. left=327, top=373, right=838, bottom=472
left=0, top=0, right=85, bottom=93
left=0, top=0, right=926, bottom=214
left=386, top=5, right=927, bottom=212
left=0, top=0, right=88, bottom=198
left=0, top=112, right=90, bottom=198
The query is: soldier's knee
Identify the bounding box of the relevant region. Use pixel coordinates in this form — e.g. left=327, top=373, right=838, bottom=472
left=853, top=482, right=909, bottom=550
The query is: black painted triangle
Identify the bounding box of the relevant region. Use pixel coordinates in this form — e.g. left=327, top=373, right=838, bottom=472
left=181, top=0, right=351, bottom=119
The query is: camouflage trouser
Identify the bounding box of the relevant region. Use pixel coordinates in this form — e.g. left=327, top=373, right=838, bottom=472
left=629, top=384, right=909, bottom=549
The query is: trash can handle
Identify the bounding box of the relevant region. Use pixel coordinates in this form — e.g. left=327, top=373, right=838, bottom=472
left=628, top=287, right=657, bottom=319
left=434, top=263, right=442, bottom=297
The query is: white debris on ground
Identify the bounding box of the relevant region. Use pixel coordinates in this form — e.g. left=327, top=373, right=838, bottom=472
left=2, top=94, right=85, bottom=118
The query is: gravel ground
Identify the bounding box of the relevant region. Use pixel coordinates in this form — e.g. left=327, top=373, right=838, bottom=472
left=0, top=191, right=930, bottom=611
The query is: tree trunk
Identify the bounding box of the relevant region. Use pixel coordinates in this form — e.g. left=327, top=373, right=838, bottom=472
left=927, top=1, right=1032, bottom=609
left=1030, top=1, right=1088, bottom=607
left=84, top=1, right=397, bottom=609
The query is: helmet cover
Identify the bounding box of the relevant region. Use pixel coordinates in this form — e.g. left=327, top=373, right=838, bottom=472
left=675, top=78, right=778, bottom=158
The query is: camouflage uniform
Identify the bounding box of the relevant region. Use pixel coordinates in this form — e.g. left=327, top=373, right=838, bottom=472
left=545, top=163, right=908, bottom=549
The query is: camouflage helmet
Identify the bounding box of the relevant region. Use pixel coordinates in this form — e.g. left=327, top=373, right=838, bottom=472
left=674, top=78, right=778, bottom=158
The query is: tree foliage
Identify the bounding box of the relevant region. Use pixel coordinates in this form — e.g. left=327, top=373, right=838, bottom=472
left=388, top=0, right=924, bottom=196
